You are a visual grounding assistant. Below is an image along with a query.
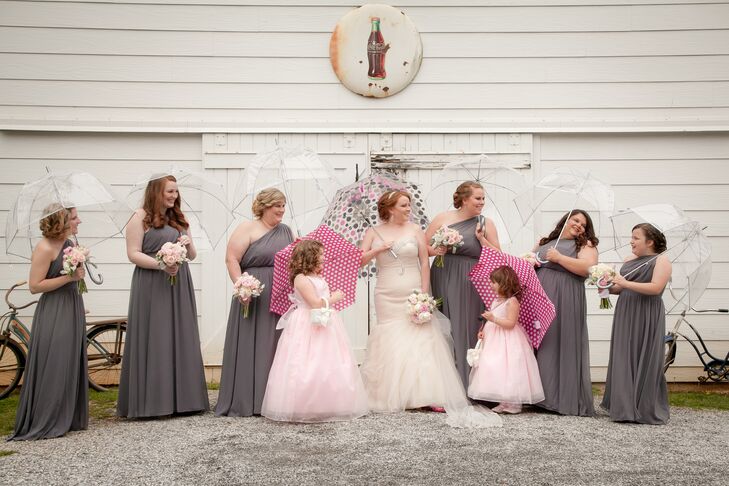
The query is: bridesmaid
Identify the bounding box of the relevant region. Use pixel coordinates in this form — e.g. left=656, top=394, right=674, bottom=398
left=117, top=176, right=209, bottom=418
left=427, top=181, right=500, bottom=387
left=10, top=205, right=88, bottom=440
left=215, top=188, right=293, bottom=417
left=601, top=223, right=671, bottom=424
left=533, top=210, right=598, bottom=417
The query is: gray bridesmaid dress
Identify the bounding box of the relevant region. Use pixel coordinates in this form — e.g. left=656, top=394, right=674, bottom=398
left=215, top=224, right=293, bottom=417
left=601, top=256, right=669, bottom=424
left=10, top=240, right=88, bottom=440
left=117, top=225, right=209, bottom=418
left=535, top=239, right=595, bottom=417
left=430, top=216, right=484, bottom=388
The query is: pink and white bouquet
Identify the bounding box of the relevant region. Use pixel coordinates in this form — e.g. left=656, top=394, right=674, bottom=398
left=430, top=225, right=464, bottom=268
left=406, top=289, right=442, bottom=325
left=61, top=244, right=90, bottom=294
left=233, top=272, right=265, bottom=318
left=587, top=263, right=617, bottom=309
left=520, top=252, right=540, bottom=267
left=156, top=241, right=189, bottom=286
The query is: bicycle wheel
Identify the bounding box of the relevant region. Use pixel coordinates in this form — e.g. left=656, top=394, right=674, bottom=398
left=663, top=334, right=677, bottom=374
left=0, top=337, right=26, bottom=399
left=86, top=322, right=126, bottom=392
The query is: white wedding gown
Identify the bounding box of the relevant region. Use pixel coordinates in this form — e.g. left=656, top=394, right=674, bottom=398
left=360, top=237, right=502, bottom=428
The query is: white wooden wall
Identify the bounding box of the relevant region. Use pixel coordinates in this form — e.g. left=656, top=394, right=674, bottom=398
left=2, top=130, right=726, bottom=382
left=1, top=1, right=728, bottom=381
left=1, top=0, right=728, bottom=132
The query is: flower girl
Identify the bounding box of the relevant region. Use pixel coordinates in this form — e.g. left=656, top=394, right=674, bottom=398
left=468, top=266, right=544, bottom=414
left=261, top=240, right=369, bottom=422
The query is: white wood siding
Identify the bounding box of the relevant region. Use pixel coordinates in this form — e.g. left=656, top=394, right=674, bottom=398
left=1, top=130, right=728, bottom=381
left=1, top=0, right=729, bottom=132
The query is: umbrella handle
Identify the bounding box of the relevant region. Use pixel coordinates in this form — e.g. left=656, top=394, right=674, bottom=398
left=535, top=250, right=549, bottom=265
left=85, top=260, right=104, bottom=285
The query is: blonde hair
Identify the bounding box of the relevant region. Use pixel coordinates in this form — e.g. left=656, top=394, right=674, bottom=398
left=453, top=181, right=483, bottom=209
left=39, top=203, right=72, bottom=240
left=252, top=188, right=286, bottom=218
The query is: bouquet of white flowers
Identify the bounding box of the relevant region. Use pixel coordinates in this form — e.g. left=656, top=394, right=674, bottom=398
left=430, top=225, right=464, bottom=268
left=587, top=263, right=617, bottom=309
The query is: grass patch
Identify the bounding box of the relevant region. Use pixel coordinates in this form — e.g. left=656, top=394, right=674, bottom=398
left=669, top=391, right=729, bottom=411
left=0, top=450, right=17, bottom=457
left=89, top=388, right=119, bottom=420
left=207, top=381, right=220, bottom=390
left=0, top=391, right=21, bottom=436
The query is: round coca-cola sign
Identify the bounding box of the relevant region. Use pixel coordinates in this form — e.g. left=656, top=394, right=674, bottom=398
left=330, top=4, right=423, bottom=98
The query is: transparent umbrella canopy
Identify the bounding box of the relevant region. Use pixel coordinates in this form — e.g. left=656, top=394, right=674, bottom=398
left=321, top=170, right=429, bottom=278
left=126, top=167, right=234, bottom=251
left=232, top=147, right=342, bottom=237
left=513, top=167, right=615, bottom=261
left=5, top=170, right=133, bottom=261
left=425, top=156, right=526, bottom=249
left=609, top=204, right=712, bottom=310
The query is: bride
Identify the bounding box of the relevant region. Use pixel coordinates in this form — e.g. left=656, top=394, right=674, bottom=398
left=359, top=190, right=501, bottom=428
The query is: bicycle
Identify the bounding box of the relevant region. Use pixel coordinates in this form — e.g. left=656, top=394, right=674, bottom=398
left=0, top=280, right=127, bottom=399
left=664, top=306, right=729, bottom=382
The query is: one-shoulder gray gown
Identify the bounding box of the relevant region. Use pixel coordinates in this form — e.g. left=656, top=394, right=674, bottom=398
left=215, top=224, right=293, bottom=417
left=10, top=240, right=88, bottom=440
left=601, top=256, right=669, bottom=425
left=430, top=216, right=485, bottom=388
left=117, top=225, right=209, bottom=418
left=535, top=239, right=595, bottom=417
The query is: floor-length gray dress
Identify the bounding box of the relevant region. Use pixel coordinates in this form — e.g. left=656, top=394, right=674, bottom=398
left=117, top=225, right=209, bottom=418
left=215, top=224, right=293, bottom=417
left=601, top=256, right=669, bottom=424
left=430, top=216, right=484, bottom=388
left=10, top=240, right=88, bottom=440
left=535, top=239, right=595, bottom=417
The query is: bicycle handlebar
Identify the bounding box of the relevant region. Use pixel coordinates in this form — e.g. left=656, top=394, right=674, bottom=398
left=5, top=281, right=38, bottom=311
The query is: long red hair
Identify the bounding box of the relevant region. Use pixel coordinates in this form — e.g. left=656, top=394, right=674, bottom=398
left=142, top=175, right=189, bottom=232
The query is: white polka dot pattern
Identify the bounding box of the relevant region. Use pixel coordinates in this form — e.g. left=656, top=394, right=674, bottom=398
left=270, top=224, right=362, bottom=315
left=468, top=247, right=557, bottom=349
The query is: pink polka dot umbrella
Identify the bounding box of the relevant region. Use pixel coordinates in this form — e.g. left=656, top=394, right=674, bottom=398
left=270, top=224, right=362, bottom=315
left=468, top=247, right=556, bottom=349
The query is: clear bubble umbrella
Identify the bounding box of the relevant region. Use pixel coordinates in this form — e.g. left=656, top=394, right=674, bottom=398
left=513, top=167, right=615, bottom=263
left=321, top=170, right=429, bottom=278
left=126, top=166, right=234, bottom=251
left=425, top=155, right=527, bottom=249
left=232, top=147, right=342, bottom=237
left=608, top=204, right=712, bottom=311
left=5, top=169, right=134, bottom=283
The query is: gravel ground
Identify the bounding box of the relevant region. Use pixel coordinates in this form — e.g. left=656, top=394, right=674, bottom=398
left=1, top=391, right=728, bottom=485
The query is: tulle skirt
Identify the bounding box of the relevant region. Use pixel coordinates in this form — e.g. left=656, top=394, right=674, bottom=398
left=468, top=322, right=545, bottom=404
left=261, top=309, right=368, bottom=423
left=361, top=310, right=502, bottom=428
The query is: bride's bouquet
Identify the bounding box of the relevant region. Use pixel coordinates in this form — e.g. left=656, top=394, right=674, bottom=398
left=587, top=263, right=617, bottom=309
left=406, top=289, right=442, bottom=324
left=61, top=244, right=90, bottom=295
left=233, top=272, right=265, bottom=318
left=430, top=225, right=464, bottom=268
left=156, top=241, right=189, bottom=286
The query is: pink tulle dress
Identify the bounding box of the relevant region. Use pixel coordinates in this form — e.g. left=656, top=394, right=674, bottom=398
left=261, top=275, right=369, bottom=423
left=468, top=297, right=545, bottom=404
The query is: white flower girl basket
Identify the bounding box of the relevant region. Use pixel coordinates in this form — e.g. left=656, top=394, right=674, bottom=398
left=466, top=338, right=483, bottom=367
left=310, top=297, right=333, bottom=327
